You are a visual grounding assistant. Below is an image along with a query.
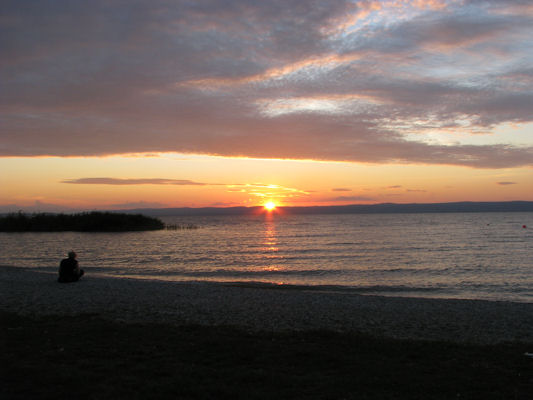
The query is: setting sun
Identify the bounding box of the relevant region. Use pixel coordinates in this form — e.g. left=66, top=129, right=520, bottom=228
left=264, top=201, right=277, bottom=211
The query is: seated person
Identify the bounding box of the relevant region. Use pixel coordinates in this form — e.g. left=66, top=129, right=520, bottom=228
left=58, top=251, right=84, bottom=283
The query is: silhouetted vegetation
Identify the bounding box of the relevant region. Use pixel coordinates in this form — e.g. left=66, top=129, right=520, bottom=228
left=0, top=212, right=164, bottom=232
left=165, top=223, right=198, bottom=230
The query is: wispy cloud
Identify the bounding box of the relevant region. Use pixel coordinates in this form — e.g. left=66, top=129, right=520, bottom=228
left=109, top=201, right=169, bottom=209
left=210, top=201, right=242, bottom=207
left=1, top=0, right=533, bottom=168
left=497, top=181, right=517, bottom=185
left=0, top=201, right=79, bottom=213
left=63, top=178, right=312, bottom=201
left=226, top=183, right=310, bottom=199
left=62, top=178, right=209, bottom=186
left=328, top=195, right=375, bottom=202
left=331, top=188, right=352, bottom=192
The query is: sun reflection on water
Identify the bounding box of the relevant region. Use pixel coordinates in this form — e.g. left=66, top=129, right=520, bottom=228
left=260, top=214, right=287, bottom=283
left=263, top=214, right=279, bottom=252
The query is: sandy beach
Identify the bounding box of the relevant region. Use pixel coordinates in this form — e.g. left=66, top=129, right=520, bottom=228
left=1, top=265, right=532, bottom=345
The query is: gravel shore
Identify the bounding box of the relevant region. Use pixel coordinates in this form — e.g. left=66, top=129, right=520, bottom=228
left=2, top=265, right=532, bottom=344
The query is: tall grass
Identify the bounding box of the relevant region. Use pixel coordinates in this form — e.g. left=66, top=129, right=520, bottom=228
left=0, top=211, right=165, bottom=232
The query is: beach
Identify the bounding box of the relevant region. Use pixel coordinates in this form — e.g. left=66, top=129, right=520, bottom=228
left=2, top=265, right=532, bottom=345
left=3, top=264, right=533, bottom=399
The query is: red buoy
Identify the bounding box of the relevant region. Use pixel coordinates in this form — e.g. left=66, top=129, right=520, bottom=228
left=523, top=225, right=527, bottom=229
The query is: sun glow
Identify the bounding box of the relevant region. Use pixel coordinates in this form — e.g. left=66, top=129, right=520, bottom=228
left=264, top=201, right=277, bottom=211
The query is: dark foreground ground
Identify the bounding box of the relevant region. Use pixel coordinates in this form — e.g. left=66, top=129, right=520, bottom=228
left=1, top=311, right=532, bottom=400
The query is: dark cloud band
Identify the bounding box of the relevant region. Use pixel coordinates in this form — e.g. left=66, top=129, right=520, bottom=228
left=1, top=0, right=532, bottom=168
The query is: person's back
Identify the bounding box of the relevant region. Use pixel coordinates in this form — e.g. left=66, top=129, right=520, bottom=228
left=58, top=251, right=84, bottom=283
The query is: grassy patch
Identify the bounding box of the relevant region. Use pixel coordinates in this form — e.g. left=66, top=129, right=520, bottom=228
left=1, top=311, right=532, bottom=399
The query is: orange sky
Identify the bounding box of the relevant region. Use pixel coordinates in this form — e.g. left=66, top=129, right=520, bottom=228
left=1, top=1, right=533, bottom=212
left=1, top=153, right=531, bottom=212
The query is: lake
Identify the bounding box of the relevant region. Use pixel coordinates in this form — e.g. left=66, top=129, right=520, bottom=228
left=1, top=212, right=531, bottom=302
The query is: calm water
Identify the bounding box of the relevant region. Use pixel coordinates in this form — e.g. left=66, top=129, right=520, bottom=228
left=1, top=212, right=532, bottom=302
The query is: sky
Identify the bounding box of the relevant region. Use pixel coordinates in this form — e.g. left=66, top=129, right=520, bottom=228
left=1, top=0, right=532, bottom=212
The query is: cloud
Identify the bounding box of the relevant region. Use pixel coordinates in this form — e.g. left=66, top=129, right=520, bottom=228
left=109, top=201, right=169, bottom=209
left=62, top=178, right=209, bottom=185
left=0, top=201, right=79, bottom=213
left=497, top=181, right=517, bottom=185
left=331, top=188, right=352, bottom=192
left=0, top=199, right=170, bottom=212
left=328, top=195, right=375, bottom=202
left=61, top=178, right=312, bottom=201
left=1, top=0, right=533, bottom=168
left=227, top=183, right=310, bottom=199
left=210, top=201, right=242, bottom=207
left=377, top=12, right=514, bottom=51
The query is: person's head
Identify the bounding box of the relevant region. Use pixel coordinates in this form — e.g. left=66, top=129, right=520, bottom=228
left=68, top=251, right=77, bottom=259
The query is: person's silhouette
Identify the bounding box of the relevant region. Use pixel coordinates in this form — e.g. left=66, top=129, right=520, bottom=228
left=58, top=251, right=84, bottom=283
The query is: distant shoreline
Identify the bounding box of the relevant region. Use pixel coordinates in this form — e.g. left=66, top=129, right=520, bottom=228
left=2, top=201, right=532, bottom=217
left=120, top=201, right=533, bottom=216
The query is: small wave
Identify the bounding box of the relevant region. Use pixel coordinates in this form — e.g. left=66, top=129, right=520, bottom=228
left=350, top=285, right=444, bottom=293
left=218, top=281, right=448, bottom=295
left=112, top=267, right=349, bottom=278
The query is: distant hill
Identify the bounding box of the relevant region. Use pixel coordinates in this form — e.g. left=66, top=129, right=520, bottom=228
left=117, top=201, right=533, bottom=217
